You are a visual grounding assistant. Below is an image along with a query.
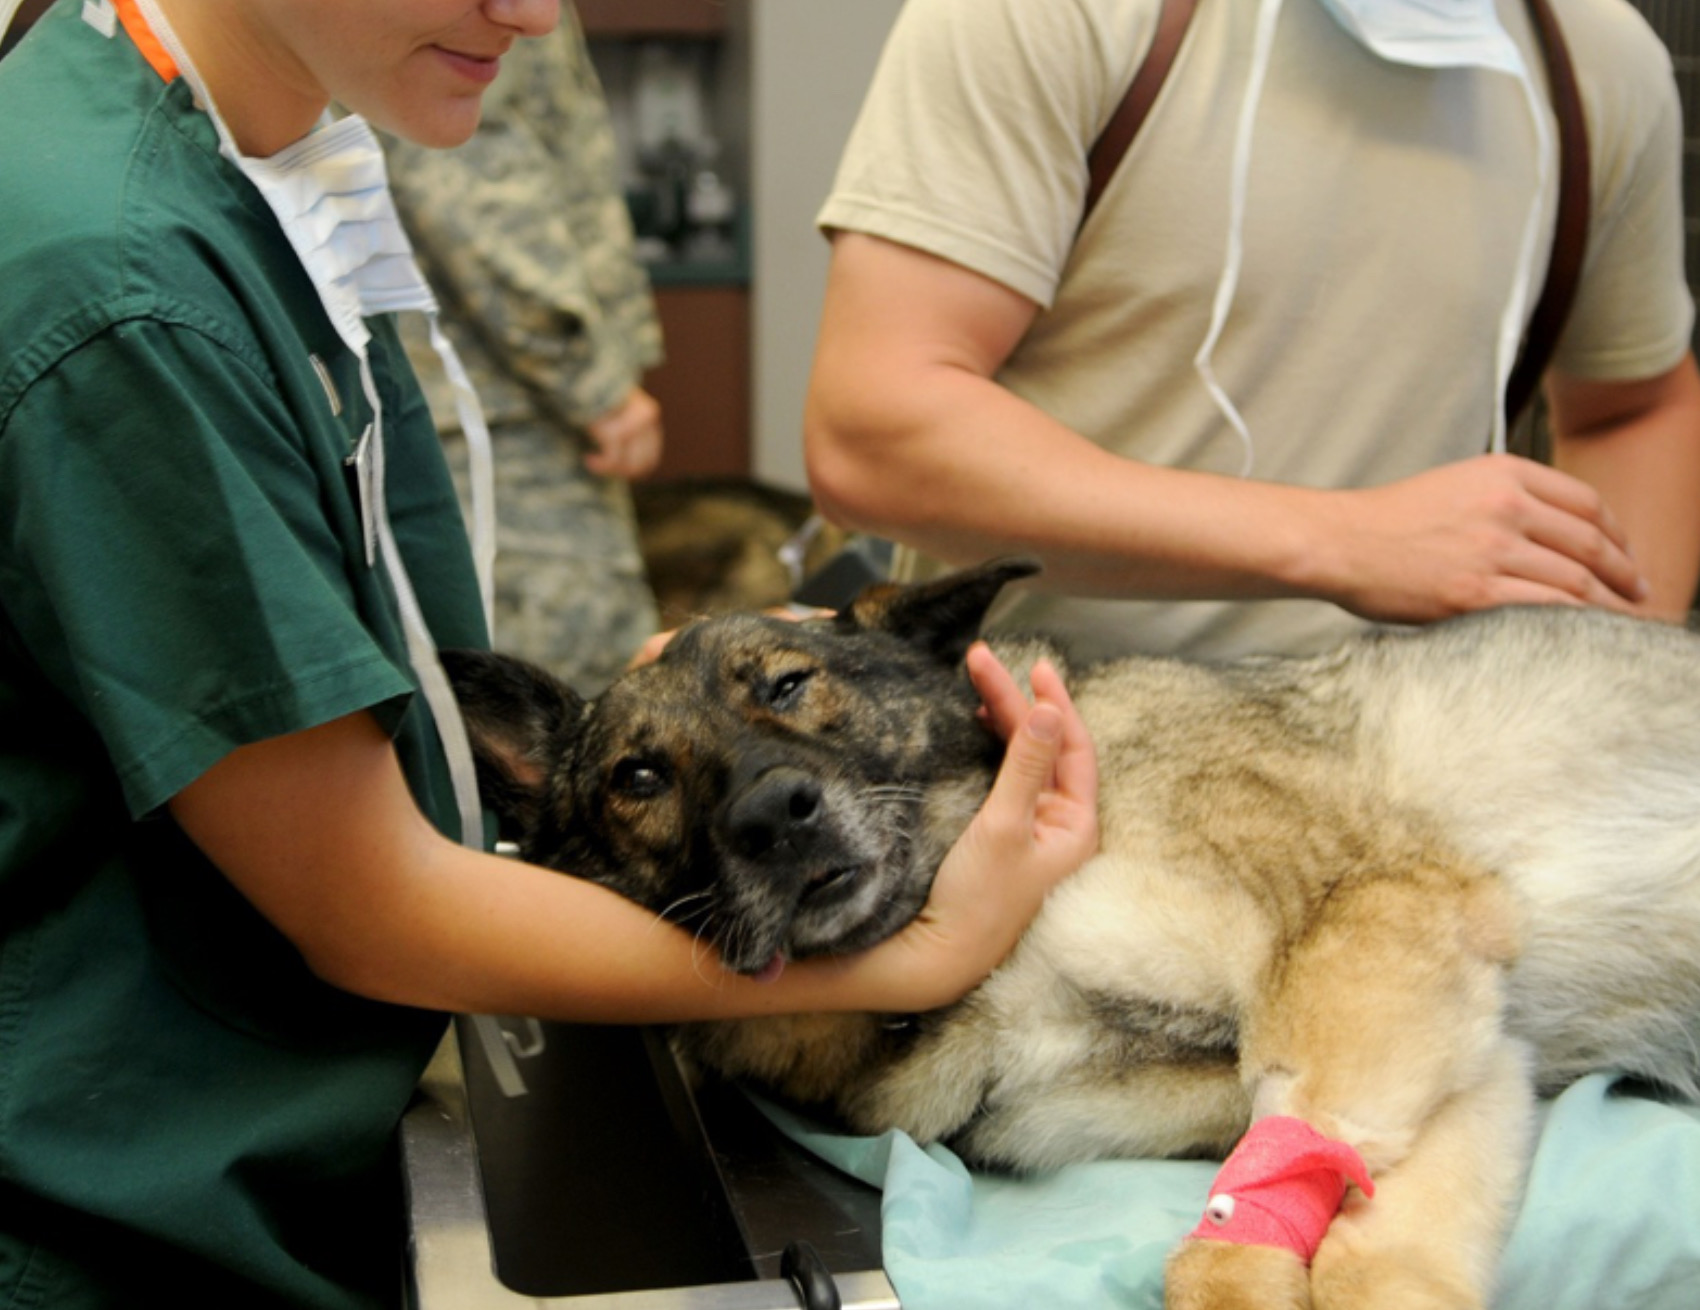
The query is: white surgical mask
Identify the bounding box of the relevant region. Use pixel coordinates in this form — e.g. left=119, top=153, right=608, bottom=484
left=209, top=114, right=499, bottom=607
left=1198, top=0, right=1552, bottom=467
left=1314, top=0, right=1526, bottom=75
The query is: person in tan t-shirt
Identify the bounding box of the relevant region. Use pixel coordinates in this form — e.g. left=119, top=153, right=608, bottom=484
left=808, top=0, right=1700, bottom=661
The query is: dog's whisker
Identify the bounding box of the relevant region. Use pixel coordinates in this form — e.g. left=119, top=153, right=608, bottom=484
left=657, top=888, right=715, bottom=923
left=649, top=890, right=720, bottom=944
left=861, top=783, right=927, bottom=805
left=688, top=915, right=721, bottom=987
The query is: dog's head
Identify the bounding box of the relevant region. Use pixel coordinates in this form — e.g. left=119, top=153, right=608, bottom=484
left=445, top=558, right=1040, bottom=975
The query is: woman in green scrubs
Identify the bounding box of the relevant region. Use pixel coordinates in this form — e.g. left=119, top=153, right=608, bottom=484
left=0, top=2, right=1097, bottom=1306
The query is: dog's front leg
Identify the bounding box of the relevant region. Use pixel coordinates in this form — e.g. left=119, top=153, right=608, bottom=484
left=1164, top=865, right=1531, bottom=1310
left=1166, top=1046, right=1531, bottom=1310
left=1306, top=1042, right=1532, bottom=1310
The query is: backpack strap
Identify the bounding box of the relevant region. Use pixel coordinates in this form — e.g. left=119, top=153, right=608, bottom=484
left=1081, top=0, right=1591, bottom=428
left=1503, top=0, right=1591, bottom=427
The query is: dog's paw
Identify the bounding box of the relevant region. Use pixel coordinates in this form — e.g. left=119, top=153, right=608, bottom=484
left=1164, top=1238, right=1310, bottom=1310
left=1311, top=1242, right=1482, bottom=1310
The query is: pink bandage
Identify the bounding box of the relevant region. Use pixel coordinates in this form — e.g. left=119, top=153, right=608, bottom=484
left=1187, top=1116, right=1376, bottom=1264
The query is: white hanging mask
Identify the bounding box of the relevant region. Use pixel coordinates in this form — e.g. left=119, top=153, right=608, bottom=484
left=1314, top=0, right=1527, bottom=74
left=205, top=110, right=500, bottom=589
left=1197, top=0, right=1553, bottom=468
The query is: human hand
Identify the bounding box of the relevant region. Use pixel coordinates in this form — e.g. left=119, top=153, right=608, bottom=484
left=863, top=643, right=1098, bottom=1012
left=1317, top=454, right=1648, bottom=622
left=583, top=386, right=663, bottom=480
left=626, top=627, right=674, bottom=671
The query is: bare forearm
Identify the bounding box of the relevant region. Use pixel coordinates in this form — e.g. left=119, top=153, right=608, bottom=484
left=805, top=232, right=1324, bottom=602
left=1550, top=357, right=1700, bottom=619
left=807, top=362, right=1326, bottom=603
left=321, top=833, right=972, bottom=1023
left=171, top=715, right=931, bottom=1023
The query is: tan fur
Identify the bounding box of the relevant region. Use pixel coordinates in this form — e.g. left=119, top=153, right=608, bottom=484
left=1166, top=1240, right=1312, bottom=1310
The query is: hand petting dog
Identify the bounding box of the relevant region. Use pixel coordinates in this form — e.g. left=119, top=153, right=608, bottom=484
left=857, top=642, right=1099, bottom=1013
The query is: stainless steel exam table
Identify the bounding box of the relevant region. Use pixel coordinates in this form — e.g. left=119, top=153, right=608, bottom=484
left=401, top=1016, right=901, bottom=1310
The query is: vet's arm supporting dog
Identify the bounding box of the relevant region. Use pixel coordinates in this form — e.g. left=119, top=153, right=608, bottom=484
left=165, top=646, right=1097, bottom=1024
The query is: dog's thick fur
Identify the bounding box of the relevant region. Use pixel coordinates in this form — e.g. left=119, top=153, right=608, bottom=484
left=446, top=559, right=1700, bottom=1310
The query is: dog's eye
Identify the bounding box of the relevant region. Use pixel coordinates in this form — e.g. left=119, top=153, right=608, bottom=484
left=766, top=668, right=813, bottom=710
left=609, top=756, right=670, bottom=799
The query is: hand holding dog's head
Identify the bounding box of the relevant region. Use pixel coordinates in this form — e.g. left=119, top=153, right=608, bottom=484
left=444, top=557, right=1043, bottom=973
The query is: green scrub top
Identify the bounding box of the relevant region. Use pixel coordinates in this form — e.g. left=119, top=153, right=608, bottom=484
left=0, top=7, right=489, bottom=1308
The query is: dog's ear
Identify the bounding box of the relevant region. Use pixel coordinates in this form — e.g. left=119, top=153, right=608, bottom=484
left=440, top=648, right=587, bottom=840
left=838, top=556, right=1041, bottom=664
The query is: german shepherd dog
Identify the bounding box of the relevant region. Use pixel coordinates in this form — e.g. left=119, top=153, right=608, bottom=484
left=445, top=559, right=1700, bottom=1310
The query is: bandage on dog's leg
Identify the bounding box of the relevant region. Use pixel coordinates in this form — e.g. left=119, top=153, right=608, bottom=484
left=1162, top=1118, right=1371, bottom=1310
left=1187, top=1116, right=1375, bottom=1263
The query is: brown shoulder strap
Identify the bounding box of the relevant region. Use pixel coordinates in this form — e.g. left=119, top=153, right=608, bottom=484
left=1504, top=0, right=1591, bottom=427
left=1082, top=0, right=1199, bottom=226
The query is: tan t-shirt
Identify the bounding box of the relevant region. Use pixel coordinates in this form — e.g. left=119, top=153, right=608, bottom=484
left=819, top=0, right=1693, bottom=660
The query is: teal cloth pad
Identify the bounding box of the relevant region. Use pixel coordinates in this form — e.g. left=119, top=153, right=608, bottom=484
left=758, top=1074, right=1700, bottom=1309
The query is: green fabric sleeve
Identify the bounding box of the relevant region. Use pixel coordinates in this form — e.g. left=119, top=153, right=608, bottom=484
left=0, top=316, right=413, bottom=818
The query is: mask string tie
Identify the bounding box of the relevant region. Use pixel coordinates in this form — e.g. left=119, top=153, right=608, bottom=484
left=1193, top=0, right=1287, bottom=479
left=427, top=315, right=497, bottom=635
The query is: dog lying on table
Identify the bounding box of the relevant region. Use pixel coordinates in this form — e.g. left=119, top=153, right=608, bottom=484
left=445, top=558, right=1700, bottom=1310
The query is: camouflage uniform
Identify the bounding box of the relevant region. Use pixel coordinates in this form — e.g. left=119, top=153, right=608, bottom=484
left=385, top=13, right=663, bottom=693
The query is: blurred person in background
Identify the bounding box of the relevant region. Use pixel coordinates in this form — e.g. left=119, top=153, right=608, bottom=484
left=385, top=6, right=665, bottom=692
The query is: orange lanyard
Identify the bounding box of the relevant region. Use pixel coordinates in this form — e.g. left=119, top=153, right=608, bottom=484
left=111, top=0, right=178, bottom=81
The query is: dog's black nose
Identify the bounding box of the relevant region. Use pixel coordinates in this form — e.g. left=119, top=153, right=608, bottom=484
left=726, top=767, right=823, bottom=861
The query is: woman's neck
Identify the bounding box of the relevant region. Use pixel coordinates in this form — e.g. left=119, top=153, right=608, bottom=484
left=149, top=0, right=327, bottom=156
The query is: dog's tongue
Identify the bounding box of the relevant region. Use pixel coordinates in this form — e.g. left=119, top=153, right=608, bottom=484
left=752, top=953, right=786, bottom=984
